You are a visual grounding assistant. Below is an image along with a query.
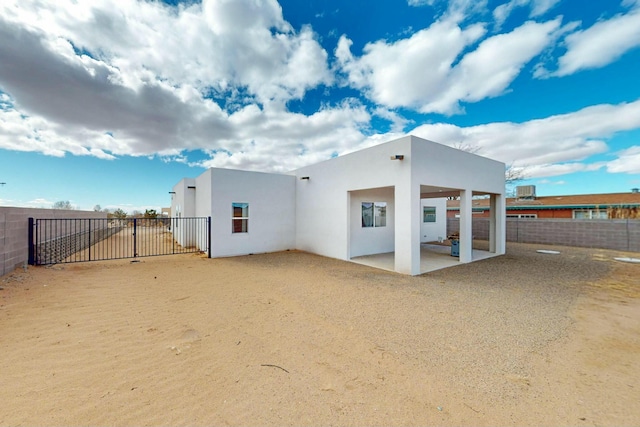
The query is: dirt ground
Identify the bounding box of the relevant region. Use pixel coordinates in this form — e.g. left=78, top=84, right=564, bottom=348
left=1, top=243, right=639, bottom=426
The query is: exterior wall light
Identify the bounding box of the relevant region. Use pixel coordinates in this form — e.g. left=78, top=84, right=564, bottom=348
left=390, top=155, right=404, bottom=160
left=300, top=176, right=310, bottom=180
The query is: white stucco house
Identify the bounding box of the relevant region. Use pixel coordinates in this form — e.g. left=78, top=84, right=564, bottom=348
left=171, top=135, right=506, bottom=275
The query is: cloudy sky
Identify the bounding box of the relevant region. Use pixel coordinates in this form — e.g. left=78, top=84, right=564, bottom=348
left=1, top=0, right=639, bottom=212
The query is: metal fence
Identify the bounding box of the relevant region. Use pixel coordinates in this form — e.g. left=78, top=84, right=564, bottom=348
left=28, top=216, right=211, bottom=265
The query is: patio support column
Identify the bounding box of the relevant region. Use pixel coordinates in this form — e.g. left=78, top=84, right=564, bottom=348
left=395, top=182, right=421, bottom=275
left=459, top=189, right=473, bottom=263
left=489, top=193, right=506, bottom=254
left=490, top=194, right=497, bottom=253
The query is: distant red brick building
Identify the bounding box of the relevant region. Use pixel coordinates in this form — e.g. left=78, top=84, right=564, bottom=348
left=447, top=186, right=640, bottom=219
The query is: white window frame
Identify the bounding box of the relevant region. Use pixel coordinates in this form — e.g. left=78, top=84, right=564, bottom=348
left=573, top=209, right=607, bottom=219
left=423, top=206, right=436, bottom=223
left=232, top=202, right=249, bottom=233
left=362, top=201, right=387, bottom=228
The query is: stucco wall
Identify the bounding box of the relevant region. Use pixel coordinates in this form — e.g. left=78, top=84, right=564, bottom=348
left=420, top=198, right=447, bottom=243
left=208, top=168, right=296, bottom=257
left=411, top=141, right=505, bottom=194
left=0, top=207, right=106, bottom=277
left=294, top=135, right=505, bottom=273
left=171, top=177, right=200, bottom=248
left=172, top=135, right=505, bottom=275
left=349, top=187, right=395, bottom=257
left=295, top=137, right=413, bottom=261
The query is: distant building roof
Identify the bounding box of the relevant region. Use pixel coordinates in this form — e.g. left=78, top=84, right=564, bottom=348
left=447, top=192, right=640, bottom=211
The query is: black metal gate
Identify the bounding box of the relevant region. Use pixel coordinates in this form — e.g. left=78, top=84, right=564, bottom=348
left=28, top=216, right=211, bottom=265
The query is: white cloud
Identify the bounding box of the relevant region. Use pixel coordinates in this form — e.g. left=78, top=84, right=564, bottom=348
left=0, top=0, right=332, bottom=106
left=493, top=0, right=561, bottom=29
left=187, top=99, right=370, bottom=172
left=24, top=198, right=57, bottom=209
left=373, top=108, right=411, bottom=133
left=408, top=99, right=640, bottom=177
left=0, top=0, right=638, bottom=185
left=549, top=2, right=640, bottom=76
left=336, top=18, right=561, bottom=114
left=537, top=179, right=567, bottom=185
left=407, top=0, right=485, bottom=14
left=524, top=162, right=604, bottom=179
left=0, top=0, right=354, bottom=171
left=606, top=146, right=640, bottom=174
left=408, top=0, right=437, bottom=6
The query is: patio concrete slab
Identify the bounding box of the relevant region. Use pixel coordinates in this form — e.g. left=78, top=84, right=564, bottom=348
left=350, top=243, right=500, bottom=274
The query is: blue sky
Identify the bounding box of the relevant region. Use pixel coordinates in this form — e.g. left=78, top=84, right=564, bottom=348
left=1, top=0, right=640, bottom=213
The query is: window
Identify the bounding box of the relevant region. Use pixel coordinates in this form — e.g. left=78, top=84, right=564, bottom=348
left=232, top=202, right=248, bottom=233
left=423, top=206, right=436, bottom=223
left=573, top=209, right=608, bottom=219
left=507, top=214, right=537, bottom=219
left=362, top=202, right=386, bottom=227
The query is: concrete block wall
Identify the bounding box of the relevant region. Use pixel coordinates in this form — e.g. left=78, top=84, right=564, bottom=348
left=35, top=225, right=122, bottom=265
left=448, top=217, right=640, bottom=253
left=0, top=207, right=106, bottom=277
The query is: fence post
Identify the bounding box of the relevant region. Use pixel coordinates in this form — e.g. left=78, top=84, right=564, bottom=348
left=28, top=218, right=35, bottom=265
left=133, top=217, right=137, bottom=257
left=88, top=219, right=92, bottom=261
left=207, top=216, right=212, bottom=258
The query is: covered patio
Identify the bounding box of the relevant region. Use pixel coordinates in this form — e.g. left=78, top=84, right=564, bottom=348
left=348, top=180, right=504, bottom=275
left=351, top=242, right=497, bottom=274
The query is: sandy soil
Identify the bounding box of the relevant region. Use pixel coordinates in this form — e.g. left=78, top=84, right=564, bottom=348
left=64, top=225, right=194, bottom=263
left=1, top=243, right=639, bottom=426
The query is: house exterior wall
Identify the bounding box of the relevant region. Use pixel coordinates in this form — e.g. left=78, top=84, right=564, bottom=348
left=173, top=135, right=506, bottom=275
left=171, top=177, right=199, bottom=248
left=409, top=137, right=505, bottom=270
left=195, top=170, right=213, bottom=218
left=420, top=198, right=447, bottom=242
left=514, top=209, right=572, bottom=218
left=294, top=137, right=413, bottom=261
left=294, top=135, right=505, bottom=274
left=207, top=168, right=296, bottom=257
left=349, top=187, right=395, bottom=258
left=411, top=141, right=505, bottom=194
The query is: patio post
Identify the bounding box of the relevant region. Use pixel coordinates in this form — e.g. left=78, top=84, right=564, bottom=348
left=459, top=189, right=473, bottom=263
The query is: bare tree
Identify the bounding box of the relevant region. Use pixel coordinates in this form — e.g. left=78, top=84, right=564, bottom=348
left=452, top=141, right=481, bottom=155
left=52, top=200, right=73, bottom=210
left=452, top=142, right=528, bottom=195
left=505, top=163, right=527, bottom=196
